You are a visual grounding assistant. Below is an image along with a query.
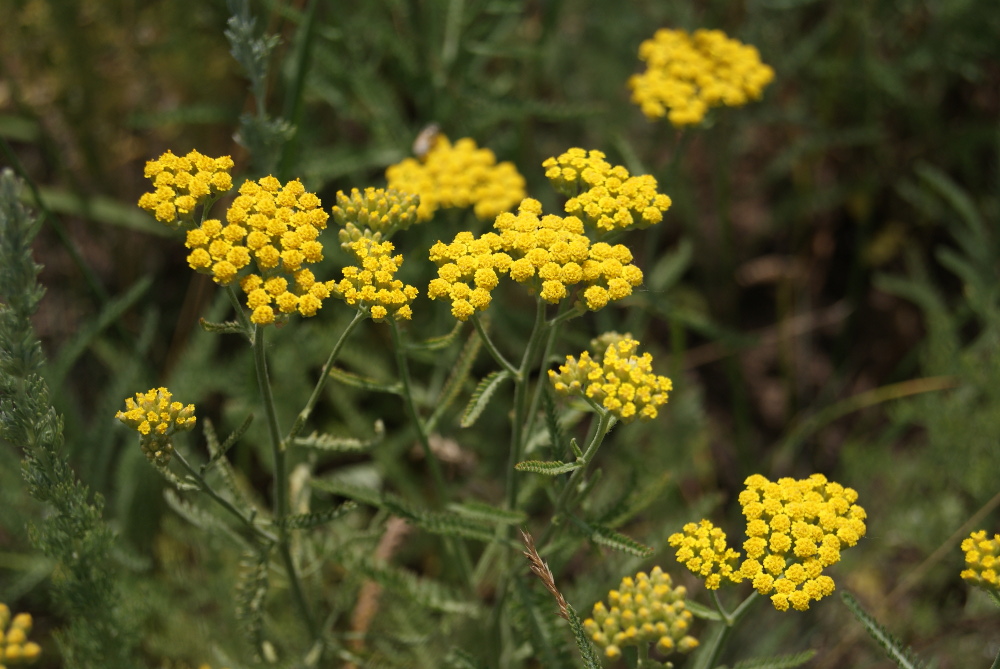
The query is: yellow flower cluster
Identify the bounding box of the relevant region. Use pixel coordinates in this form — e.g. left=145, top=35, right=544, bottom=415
left=331, top=187, right=420, bottom=248
left=628, top=28, right=775, bottom=127
left=543, top=148, right=673, bottom=234
left=427, top=199, right=645, bottom=319
left=183, top=176, right=335, bottom=326
left=582, top=567, right=699, bottom=660
left=960, top=530, right=1000, bottom=595
left=115, top=387, right=196, bottom=466
left=138, top=150, right=234, bottom=227
left=0, top=604, right=41, bottom=666
left=333, top=238, right=419, bottom=321
left=668, top=519, right=743, bottom=590
left=385, top=135, right=526, bottom=221
left=737, top=474, right=866, bottom=611
left=548, top=336, right=672, bottom=422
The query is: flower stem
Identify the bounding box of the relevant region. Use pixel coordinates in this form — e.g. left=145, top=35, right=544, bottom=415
left=286, top=310, right=366, bottom=444
left=692, top=590, right=760, bottom=669
left=471, top=313, right=519, bottom=376
left=252, top=325, right=319, bottom=640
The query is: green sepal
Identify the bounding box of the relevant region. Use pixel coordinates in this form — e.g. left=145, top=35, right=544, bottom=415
left=327, top=365, right=402, bottom=394
left=461, top=369, right=512, bottom=428
left=199, top=318, right=247, bottom=335
left=515, top=460, right=582, bottom=475
left=275, top=501, right=358, bottom=529
left=732, top=649, right=818, bottom=669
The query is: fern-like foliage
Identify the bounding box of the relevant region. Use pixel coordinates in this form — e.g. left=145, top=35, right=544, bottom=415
left=565, top=603, right=603, bottom=669
left=509, top=580, right=576, bottom=669
left=840, top=591, right=926, bottom=669
left=460, top=370, right=512, bottom=428
left=732, top=649, right=817, bottom=669
left=275, top=501, right=358, bottom=529
left=514, top=460, right=581, bottom=475
left=235, top=547, right=271, bottom=659
left=0, top=170, right=140, bottom=668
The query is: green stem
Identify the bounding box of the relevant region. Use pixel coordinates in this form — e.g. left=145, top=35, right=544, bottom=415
left=521, top=303, right=584, bottom=445
left=472, top=313, right=518, bottom=376
left=172, top=449, right=278, bottom=544
left=286, top=310, right=366, bottom=444
left=225, top=284, right=255, bottom=345
left=693, top=591, right=760, bottom=669
left=252, top=326, right=318, bottom=640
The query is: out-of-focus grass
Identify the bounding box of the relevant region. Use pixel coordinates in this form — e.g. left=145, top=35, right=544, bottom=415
left=1, top=0, right=999, bottom=666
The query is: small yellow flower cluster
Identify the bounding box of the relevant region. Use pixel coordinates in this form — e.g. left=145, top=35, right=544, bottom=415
left=115, top=387, right=196, bottom=466
left=331, top=187, right=420, bottom=248
left=738, top=473, right=866, bottom=611
left=668, top=519, right=743, bottom=590
left=427, top=231, right=511, bottom=321
left=0, top=604, right=41, bottom=666
left=183, top=176, right=335, bottom=326
left=385, top=135, right=526, bottom=221
left=428, top=199, right=645, bottom=319
left=332, top=238, right=419, bottom=321
left=582, top=567, right=699, bottom=660
left=138, top=150, right=234, bottom=227
left=628, top=28, right=775, bottom=127
left=543, top=148, right=672, bottom=234
left=960, top=530, right=1000, bottom=595
left=548, top=336, right=672, bottom=422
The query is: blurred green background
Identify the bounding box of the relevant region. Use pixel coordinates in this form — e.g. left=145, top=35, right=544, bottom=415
left=1, top=0, right=999, bottom=666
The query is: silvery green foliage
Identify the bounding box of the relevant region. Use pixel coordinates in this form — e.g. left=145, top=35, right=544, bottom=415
left=0, top=170, right=139, bottom=668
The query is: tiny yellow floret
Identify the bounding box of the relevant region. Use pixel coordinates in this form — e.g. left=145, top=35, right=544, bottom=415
left=115, top=387, right=196, bottom=467
left=961, top=530, right=1000, bottom=596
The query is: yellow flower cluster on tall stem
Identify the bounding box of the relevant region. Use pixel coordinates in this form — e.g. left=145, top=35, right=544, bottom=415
left=0, top=604, right=41, bottom=666
left=670, top=473, right=866, bottom=612
left=548, top=335, right=672, bottom=422
left=583, top=567, right=699, bottom=660
left=138, top=149, right=234, bottom=227
left=115, top=387, right=196, bottom=466
left=386, top=134, right=526, bottom=221
left=960, top=530, right=1000, bottom=596
left=629, top=28, right=775, bottom=126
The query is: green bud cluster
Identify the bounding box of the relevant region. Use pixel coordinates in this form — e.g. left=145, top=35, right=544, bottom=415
left=332, top=187, right=420, bottom=248
left=582, top=566, right=699, bottom=660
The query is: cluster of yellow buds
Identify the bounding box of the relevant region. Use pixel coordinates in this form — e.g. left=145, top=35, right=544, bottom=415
left=583, top=567, right=699, bottom=660
left=385, top=134, right=526, bottom=221
left=543, top=148, right=672, bottom=234
left=115, top=387, right=196, bottom=467
left=628, top=28, right=775, bottom=127
left=668, top=519, right=743, bottom=590
left=0, top=604, right=40, bottom=666
left=138, top=150, right=234, bottom=228
left=960, top=530, right=999, bottom=595
left=183, top=176, right=335, bottom=326
left=670, top=474, right=866, bottom=612
left=548, top=335, right=672, bottom=422
left=428, top=199, right=646, bottom=319
left=332, top=238, right=419, bottom=322
left=331, top=187, right=421, bottom=248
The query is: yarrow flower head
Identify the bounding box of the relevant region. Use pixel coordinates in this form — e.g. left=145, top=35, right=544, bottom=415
left=543, top=148, right=672, bottom=234
left=385, top=134, right=526, bottom=221
left=735, top=473, right=866, bottom=611
left=549, top=335, right=672, bottom=422
left=116, top=387, right=196, bottom=467
left=332, top=238, right=419, bottom=322
left=138, top=149, right=234, bottom=228
left=960, top=530, right=1000, bottom=596
left=427, top=231, right=511, bottom=321
left=331, top=187, right=421, bottom=248
left=0, top=603, right=41, bottom=666
left=628, top=28, right=775, bottom=127
left=668, top=519, right=743, bottom=590
left=182, top=175, right=336, bottom=326
left=583, top=567, right=699, bottom=661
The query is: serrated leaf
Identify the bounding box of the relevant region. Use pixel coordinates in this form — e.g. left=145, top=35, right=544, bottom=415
left=348, top=556, right=477, bottom=615
left=429, top=326, right=483, bottom=430
left=407, top=320, right=465, bottom=351
left=588, top=525, right=654, bottom=557
left=235, top=548, right=270, bottom=659
left=684, top=599, right=723, bottom=621
left=276, top=501, right=358, bottom=529
left=327, top=366, right=402, bottom=394
left=294, top=420, right=383, bottom=452
left=446, top=501, right=527, bottom=525
left=204, top=414, right=254, bottom=467
left=733, top=649, right=817, bottom=669
left=461, top=370, right=512, bottom=428
left=565, top=603, right=602, bottom=669
left=515, top=460, right=581, bottom=475
left=841, top=591, right=925, bottom=669
left=199, top=318, right=248, bottom=335
left=407, top=510, right=497, bottom=543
